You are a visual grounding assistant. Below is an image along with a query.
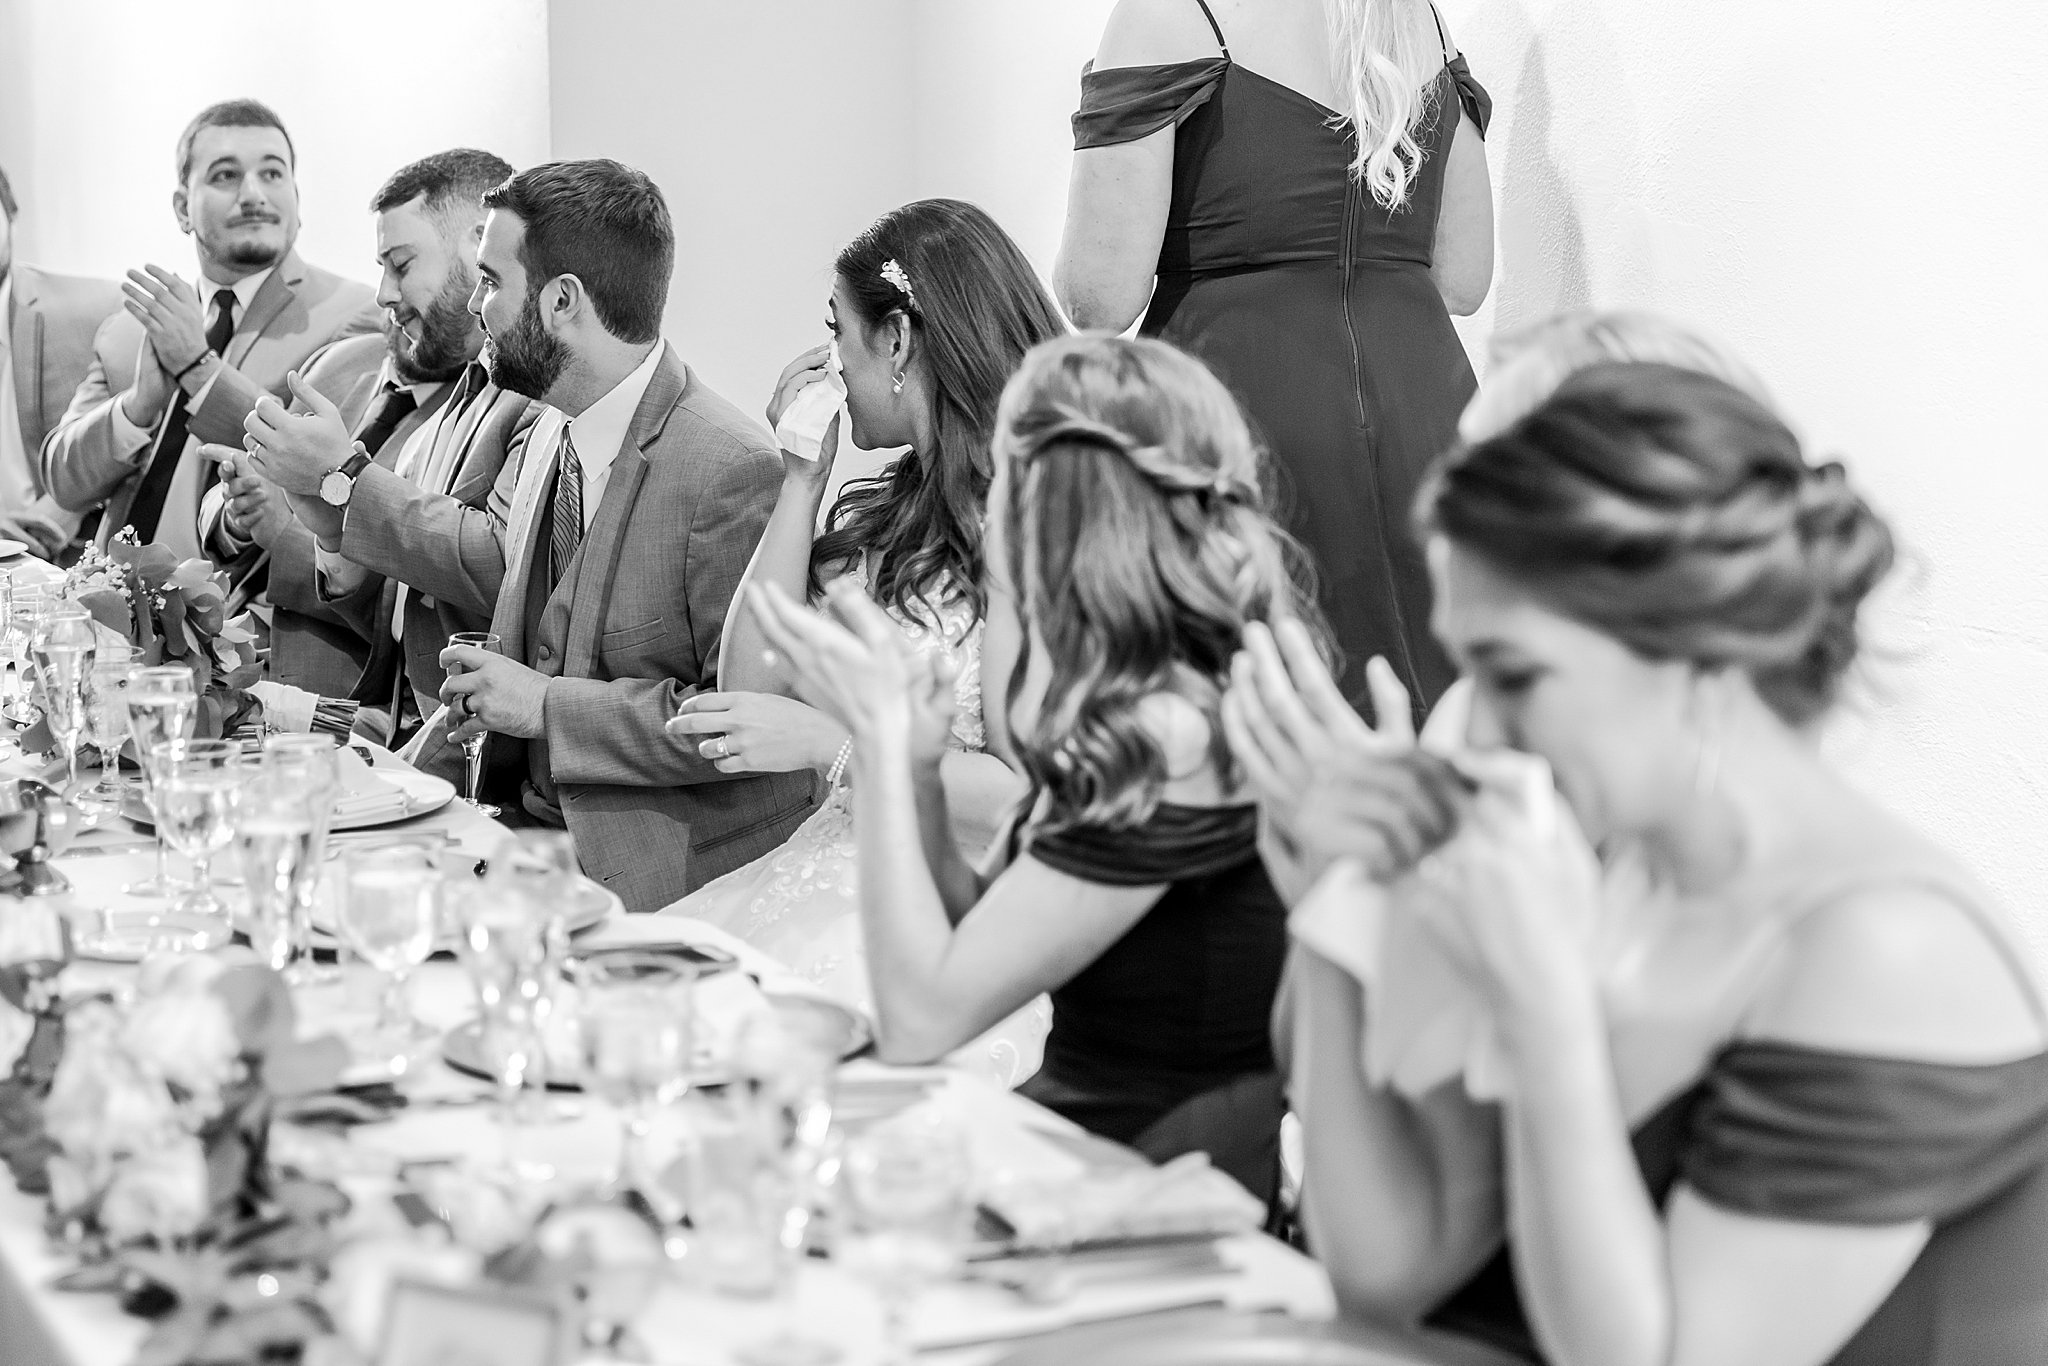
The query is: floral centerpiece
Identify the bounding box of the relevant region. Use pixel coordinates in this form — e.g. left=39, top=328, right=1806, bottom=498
left=0, top=945, right=361, bottom=1365
left=60, top=531, right=264, bottom=739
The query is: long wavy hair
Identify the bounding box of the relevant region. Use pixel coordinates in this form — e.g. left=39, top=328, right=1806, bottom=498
left=1328, top=0, right=1447, bottom=210
left=810, top=200, right=1066, bottom=626
left=995, top=335, right=1327, bottom=831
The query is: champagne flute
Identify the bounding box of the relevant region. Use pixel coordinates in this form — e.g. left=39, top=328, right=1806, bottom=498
left=336, top=843, right=441, bottom=1070
left=575, top=952, right=698, bottom=1195
left=842, top=1108, right=975, bottom=1365
left=30, top=608, right=96, bottom=797
left=452, top=873, right=562, bottom=1177
left=148, top=738, right=242, bottom=950
left=262, top=733, right=342, bottom=980
left=124, top=666, right=198, bottom=898
left=1, top=578, right=44, bottom=727
left=233, top=767, right=319, bottom=972
left=74, top=647, right=137, bottom=826
left=446, top=630, right=503, bottom=817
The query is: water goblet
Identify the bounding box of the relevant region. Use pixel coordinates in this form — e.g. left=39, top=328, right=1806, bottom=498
left=262, top=733, right=342, bottom=980
left=1, top=579, right=46, bottom=726
left=446, top=630, right=503, bottom=817
left=574, top=952, right=698, bottom=1195
left=841, top=1107, right=975, bottom=1365
left=124, top=666, right=198, bottom=898
left=452, top=878, right=563, bottom=1177
left=73, top=647, right=137, bottom=827
left=335, top=843, right=441, bottom=1071
left=30, top=608, right=97, bottom=798
left=149, top=738, right=243, bottom=949
left=233, top=767, right=321, bottom=972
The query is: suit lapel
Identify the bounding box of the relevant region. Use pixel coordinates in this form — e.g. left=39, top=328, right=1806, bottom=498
left=492, top=405, right=568, bottom=663
left=226, top=254, right=303, bottom=366
left=558, top=347, right=683, bottom=674
left=7, top=272, right=37, bottom=458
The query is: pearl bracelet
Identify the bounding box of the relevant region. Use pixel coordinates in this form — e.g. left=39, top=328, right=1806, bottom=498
left=825, top=736, right=854, bottom=790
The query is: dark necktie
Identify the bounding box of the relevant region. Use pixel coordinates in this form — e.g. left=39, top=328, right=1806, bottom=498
left=353, top=382, right=418, bottom=460
left=548, top=430, right=583, bottom=592
left=126, top=288, right=237, bottom=544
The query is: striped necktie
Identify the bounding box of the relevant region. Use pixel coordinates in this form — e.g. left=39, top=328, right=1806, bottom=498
left=549, top=429, right=583, bottom=591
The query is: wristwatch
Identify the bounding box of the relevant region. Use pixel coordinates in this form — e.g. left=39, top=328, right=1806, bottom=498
left=318, top=442, right=374, bottom=508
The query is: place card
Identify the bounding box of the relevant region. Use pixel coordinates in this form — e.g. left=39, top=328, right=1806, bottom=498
left=374, top=1276, right=572, bottom=1366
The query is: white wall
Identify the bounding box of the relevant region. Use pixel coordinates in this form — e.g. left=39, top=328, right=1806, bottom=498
left=0, top=0, right=551, bottom=294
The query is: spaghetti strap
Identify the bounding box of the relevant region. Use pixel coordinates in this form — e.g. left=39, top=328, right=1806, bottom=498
left=1191, top=0, right=1229, bottom=56
left=1429, top=3, right=1454, bottom=61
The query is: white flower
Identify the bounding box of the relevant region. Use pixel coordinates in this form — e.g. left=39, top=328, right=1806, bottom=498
left=45, top=1153, right=106, bottom=1217
left=98, top=1136, right=209, bottom=1244
left=120, top=990, right=243, bottom=1120
left=44, top=1009, right=182, bottom=1162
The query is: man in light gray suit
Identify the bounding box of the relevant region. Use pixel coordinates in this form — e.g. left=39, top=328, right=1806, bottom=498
left=0, top=163, right=123, bottom=557
left=40, top=100, right=379, bottom=565
left=402, top=160, right=811, bottom=910
left=233, top=149, right=534, bottom=737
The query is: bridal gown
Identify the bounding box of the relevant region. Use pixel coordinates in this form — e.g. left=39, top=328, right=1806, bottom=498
left=667, top=566, right=1048, bottom=1085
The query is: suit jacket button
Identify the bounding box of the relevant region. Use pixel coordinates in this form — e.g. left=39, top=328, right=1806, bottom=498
left=537, top=645, right=553, bottom=662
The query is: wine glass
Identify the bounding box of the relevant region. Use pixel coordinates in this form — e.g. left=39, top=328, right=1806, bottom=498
left=1, top=578, right=46, bottom=727
left=452, top=875, right=563, bottom=1177
left=841, top=1107, right=975, bottom=1365
left=575, top=952, right=698, bottom=1196
left=74, top=646, right=137, bottom=827
left=335, top=843, right=441, bottom=1070
left=233, top=767, right=320, bottom=972
left=261, top=734, right=342, bottom=980
left=446, top=630, right=503, bottom=817
left=150, top=739, right=243, bottom=945
left=30, top=608, right=97, bottom=798
left=124, top=666, right=198, bottom=899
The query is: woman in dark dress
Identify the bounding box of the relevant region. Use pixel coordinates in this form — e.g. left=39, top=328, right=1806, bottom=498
left=746, top=335, right=1449, bottom=1203
left=1058, top=0, right=1494, bottom=713
left=1231, top=363, right=2048, bottom=1363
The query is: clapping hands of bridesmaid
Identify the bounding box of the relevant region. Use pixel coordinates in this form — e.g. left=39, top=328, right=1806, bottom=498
left=1222, top=619, right=1466, bottom=902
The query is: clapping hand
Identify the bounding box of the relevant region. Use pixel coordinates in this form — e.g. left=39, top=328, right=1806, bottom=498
left=198, top=444, right=294, bottom=547
left=1222, top=620, right=1467, bottom=902
left=121, top=266, right=212, bottom=379
left=745, top=579, right=957, bottom=770
left=244, top=372, right=353, bottom=496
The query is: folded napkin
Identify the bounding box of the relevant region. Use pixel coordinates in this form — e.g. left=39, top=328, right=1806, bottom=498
left=1287, top=681, right=1604, bottom=1101
left=982, top=1151, right=1265, bottom=1252
left=329, top=745, right=412, bottom=824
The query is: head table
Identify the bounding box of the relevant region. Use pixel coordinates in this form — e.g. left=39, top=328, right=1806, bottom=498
left=0, top=555, right=1515, bottom=1366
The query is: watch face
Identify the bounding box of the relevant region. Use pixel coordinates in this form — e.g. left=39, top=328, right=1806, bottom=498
left=320, top=470, right=351, bottom=507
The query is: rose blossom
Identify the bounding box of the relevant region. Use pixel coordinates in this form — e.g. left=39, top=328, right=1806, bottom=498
left=97, top=1136, right=209, bottom=1244
left=44, top=1153, right=105, bottom=1217
left=43, top=1008, right=181, bottom=1162
left=119, top=989, right=243, bottom=1119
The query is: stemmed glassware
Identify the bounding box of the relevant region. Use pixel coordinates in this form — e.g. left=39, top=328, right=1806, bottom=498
left=451, top=867, right=564, bottom=1177
left=74, top=646, right=137, bottom=826
left=446, top=630, right=503, bottom=817
left=335, top=843, right=441, bottom=1071
left=1, top=577, right=46, bottom=727
left=841, top=1108, right=975, bottom=1365
left=260, top=734, right=342, bottom=981
left=233, top=765, right=321, bottom=972
left=150, top=738, right=243, bottom=947
left=30, top=607, right=97, bottom=798
left=124, top=666, right=198, bottom=899
left=574, top=952, right=698, bottom=1196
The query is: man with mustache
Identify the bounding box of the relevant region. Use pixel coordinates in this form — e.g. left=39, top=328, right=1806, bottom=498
left=399, top=159, right=810, bottom=908
left=206, top=149, right=523, bottom=704
left=0, top=161, right=123, bottom=559
left=39, top=100, right=378, bottom=565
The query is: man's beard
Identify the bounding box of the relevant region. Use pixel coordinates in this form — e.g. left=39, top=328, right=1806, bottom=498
left=387, top=270, right=478, bottom=384
left=221, top=237, right=282, bottom=268
left=481, top=288, right=570, bottom=400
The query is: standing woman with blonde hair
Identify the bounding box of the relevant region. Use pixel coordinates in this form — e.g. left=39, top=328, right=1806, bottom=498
left=1058, top=0, right=1494, bottom=715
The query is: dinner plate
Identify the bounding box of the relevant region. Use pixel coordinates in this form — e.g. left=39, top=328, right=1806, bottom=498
left=125, top=769, right=456, bottom=832
left=0, top=539, right=30, bottom=560
left=310, top=873, right=619, bottom=951
left=439, top=988, right=871, bottom=1090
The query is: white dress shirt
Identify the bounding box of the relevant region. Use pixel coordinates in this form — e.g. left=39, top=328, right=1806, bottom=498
left=552, top=340, right=664, bottom=535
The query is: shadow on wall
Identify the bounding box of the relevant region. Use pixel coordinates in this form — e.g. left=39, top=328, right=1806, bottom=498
left=1491, top=35, right=1592, bottom=333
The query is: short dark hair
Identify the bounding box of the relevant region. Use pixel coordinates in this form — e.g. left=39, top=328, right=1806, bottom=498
left=0, top=163, right=15, bottom=220
left=370, top=148, right=515, bottom=220
left=480, top=159, right=672, bottom=344
left=176, top=99, right=295, bottom=186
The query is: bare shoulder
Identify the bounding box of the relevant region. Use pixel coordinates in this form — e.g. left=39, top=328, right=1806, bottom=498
left=1096, top=0, right=1226, bottom=71
left=1136, top=690, right=1230, bottom=802
left=1429, top=3, right=1460, bottom=60
left=1748, top=878, right=2047, bottom=1064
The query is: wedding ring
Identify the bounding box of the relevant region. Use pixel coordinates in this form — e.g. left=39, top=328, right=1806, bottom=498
left=708, top=736, right=729, bottom=760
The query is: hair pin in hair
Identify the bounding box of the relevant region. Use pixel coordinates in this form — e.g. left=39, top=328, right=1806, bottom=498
left=880, top=259, right=920, bottom=313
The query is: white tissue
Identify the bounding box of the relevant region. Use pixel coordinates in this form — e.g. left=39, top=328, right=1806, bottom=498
left=1287, top=680, right=1603, bottom=1101
left=773, top=342, right=846, bottom=462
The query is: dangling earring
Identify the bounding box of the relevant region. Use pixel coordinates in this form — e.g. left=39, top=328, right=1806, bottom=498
left=891, top=372, right=905, bottom=395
